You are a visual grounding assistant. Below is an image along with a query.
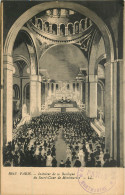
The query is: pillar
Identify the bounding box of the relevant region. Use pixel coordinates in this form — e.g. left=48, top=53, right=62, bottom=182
left=113, top=60, right=123, bottom=166
left=85, top=76, right=89, bottom=115
left=105, top=62, right=113, bottom=157
left=88, top=75, right=97, bottom=118
left=117, top=60, right=124, bottom=167
left=49, top=82, right=52, bottom=96
left=73, top=25, right=75, bottom=35
left=105, top=60, right=124, bottom=166
left=54, top=83, right=56, bottom=99
left=113, top=61, right=117, bottom=162
left=49, top=24, right=52, bottom=33
left=45, top=82, right=48, bottom=104
left=85, top=18, right=88, bottom=29
left=30, top=75, right=41, bottom=117
left=65, top=27, right=68, bottom=36
left=101, top=88, right=104, bottom=111
left=80, top=81, right=83, bottom=103
left=57, top=25, right=60, bottom=35
left=3, top=55, right=13, bottom=144
left=79, top=23, right=82, bottom=33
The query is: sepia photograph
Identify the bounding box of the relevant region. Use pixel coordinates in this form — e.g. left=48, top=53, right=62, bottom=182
left=1, top=0, right=124, bottom=169
left=1, top=1, right=124, bottom=194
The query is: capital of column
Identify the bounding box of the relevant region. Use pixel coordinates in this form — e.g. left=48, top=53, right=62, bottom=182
left=3, top=54, right=13, bottom=71
left=30, top=75, right=41, bottom=82
left=89, top=75, right=98, bottom=83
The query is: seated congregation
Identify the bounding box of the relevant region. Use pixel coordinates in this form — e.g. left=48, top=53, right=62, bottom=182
left=3, top=112, right=117, bottom=167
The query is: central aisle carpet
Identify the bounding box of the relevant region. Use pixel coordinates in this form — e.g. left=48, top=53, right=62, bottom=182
left=55, top=127, right=67, bottom=166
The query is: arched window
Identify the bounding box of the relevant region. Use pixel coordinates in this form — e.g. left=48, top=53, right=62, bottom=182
left=68, top=23, right=73, bottom=35
left=51, top=83, right=54, bottom=92
left=52, top=24, right=57, bottom=35
left=37, top=19, right=42, bottom=30
left=48, top=83, right=50, bottom=89
left=56, top=84, right=58, bottom=90
left=13, top=84, right=20, bottom=99
left=23, top=83, right=30, bottom=113
left=60, top=24, right=65, bottom=36
left=75, top=22, right=79, bottom=34
left=77, top=83, right=79, bottom=90
left=97, top=83, right=102, bottom=108
left=44, top=22, right=49, bottom=32
left=73, top=83, right=75, bottom=92
left=80, top=19, right=85, bottom=31
left=67, top=84, right=70, bottom=90
left=97, top=81, right=105, bottom=111
left=23, top=83, right=30, bottom=101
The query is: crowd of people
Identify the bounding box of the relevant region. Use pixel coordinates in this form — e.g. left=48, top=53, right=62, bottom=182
left=3, top=112, right=117, bottom=167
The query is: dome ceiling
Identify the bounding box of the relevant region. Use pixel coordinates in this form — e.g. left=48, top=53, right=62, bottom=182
left=27, top=8, right=94, bottom=42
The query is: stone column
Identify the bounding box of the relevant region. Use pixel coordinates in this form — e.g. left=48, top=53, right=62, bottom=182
left=57, top=25, right=60, bottom=35
left=65, top=27, right=68, bottom=36
left=49, top=24, right=52, bottom=33
left=85, top=76, right=89, bottom=116
left=45, top=82, right=48, bottom=104
left=30, top=75, right=41, bottom=117
left=79, top=23, right=82, bottom=33
left=49, top=82, right=52, bottom=97
left=101, top=88, right=104, bottom=111
left=112, top=60, right=123, bottom=166
left=80, top=81, right=83, bottom=103
left=3, top=55, right=13, bottom=144
left=104, top=62, right=114, bottom=156
left=117, top=60, right=124, bottom=167
left=112, top=61, right=117, bottom=162
left=73, top=25, right=75, bottom=35
left=54, top=83, right=56, bottom=99
left=88, top=75, right=97, bottom=118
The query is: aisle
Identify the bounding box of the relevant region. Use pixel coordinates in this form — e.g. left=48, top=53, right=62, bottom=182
left=55, top=127, right=67, bottom=166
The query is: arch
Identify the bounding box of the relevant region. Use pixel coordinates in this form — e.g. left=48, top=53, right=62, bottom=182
left=97, top=83, right=102, bottom=108
left=60, top=24, right=65, bottom=36
left=20, top=27, right=39, bottom=73
left=44, top=21, right=49, bottom=32
left=89, top=30, right=102, bottom=75
left=13, top=54, right=30, bottom=67
left=97, top=80, right=105, bottom=112
left=80, top=19, right=85, bottom=31
left=95, top=53, right=106, bottom=70
left=4, top=1, right=114, bottom=62
left=98, top=79, right=105, bottom=90
left=52, top=24, right=57, bottom=35
left=68, top=23, right=73, bottom=35
left=37, top=18, right=43, bottom=30
left=51, top=83, right=54, bottom=92
left=13, top=84, right=20, bottom=99
left=23, top=83, right=30, bottom=113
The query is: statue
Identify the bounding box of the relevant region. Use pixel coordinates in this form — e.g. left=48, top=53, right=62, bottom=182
left=99, top=110, right=103, bottom=125
left=22, top=104, right=27, bottom=118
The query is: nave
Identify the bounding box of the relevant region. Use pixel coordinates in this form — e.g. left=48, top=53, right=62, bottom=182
left=3, top=112, right=117, bottom=167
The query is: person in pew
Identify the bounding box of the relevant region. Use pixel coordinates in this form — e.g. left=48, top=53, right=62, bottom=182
left=65, top=157, right=71, bottom=167
left=74, top=157, right=81, bottom=167
left=52, top=156, right=57, bottom=167
left=59, top=160, right=65, bottom=167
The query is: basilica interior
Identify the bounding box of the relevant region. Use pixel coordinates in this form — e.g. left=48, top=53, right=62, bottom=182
left=2, top=1, right=124, bottom=167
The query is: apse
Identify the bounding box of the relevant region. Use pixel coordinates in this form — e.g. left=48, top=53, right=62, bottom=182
left=39, top=44, right=88, bottom=81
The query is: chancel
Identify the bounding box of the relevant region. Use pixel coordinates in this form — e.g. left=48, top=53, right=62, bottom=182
left=2, top=2, right=123, bottom=167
